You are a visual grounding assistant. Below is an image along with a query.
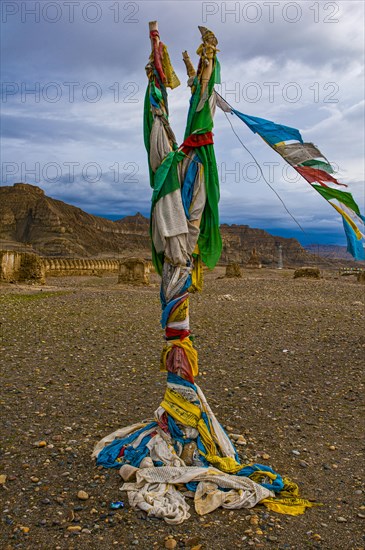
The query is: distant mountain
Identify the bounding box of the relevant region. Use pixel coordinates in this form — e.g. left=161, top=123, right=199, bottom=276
left=0, top=183, right=150, bottom=257
left=219, top=223, right=312, bottom=267
left=305, top=244, right=363, bottom=261
left=0, top=182, right=346, bottom=266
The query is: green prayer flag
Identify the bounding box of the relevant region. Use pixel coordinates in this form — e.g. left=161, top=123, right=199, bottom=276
left=312, top=184, right=361, bottom=216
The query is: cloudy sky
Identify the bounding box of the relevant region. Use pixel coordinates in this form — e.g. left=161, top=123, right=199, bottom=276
left=1, top=0, right=364, bottom=245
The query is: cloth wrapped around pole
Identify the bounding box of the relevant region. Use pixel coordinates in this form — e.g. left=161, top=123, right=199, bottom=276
left=93, top=22, right=320, bottom=523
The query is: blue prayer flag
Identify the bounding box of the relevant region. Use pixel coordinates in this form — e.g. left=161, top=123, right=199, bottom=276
left=342, top=218, right=365, bottom=261
left=232, top=110, right=303, bottom=145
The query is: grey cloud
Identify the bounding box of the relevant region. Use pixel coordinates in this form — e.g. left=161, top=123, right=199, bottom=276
left=3, top=1, right=363, bottom=81
left=1, top=0, right=364, bottom=244
left=1, top=111, right=142, bottom=146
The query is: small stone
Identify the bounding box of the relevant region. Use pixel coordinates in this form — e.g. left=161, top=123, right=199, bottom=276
left=67, top=525, right=82, bottom=532
left=226, top=426, right=234, bottom=432
left=119, top=465, right=138, bottom=481
left=30, top=476, right=39, bottom=483
left=0, top=474, right=7, bottom=485
left=292, top=450, right=300, bottom=456
left=312, top=534, right=322, bottom=541
left=180, top=441, right=197, bottom=466
left=354, top=490, right=362, bottom=495
left=236, top=437, right=247, bottom=446
left=77, top=490, right=89, bottom=500
left=357, top=513, right=365, bottom=519
left=185, top=537, right=201, bottom=547
left=328, top=445, right=336, bottom=451
left=262, top=453, right=270, bottom=460
left=38, top=441, right=47, bottom=448
left=82, top=529, right=92, bottom=534
left=256, top=528, right=263, bottom=535
left=336, top=517, right=347, bottom=523
left=299, top=460, right=309, bottom=468
left=250, top=516, right=259, bottom=526
left=20, top=526, right=30, bottom=534
left=268, top=536, right=278, bottom=542
left=165, top=539, right=177, bottom=549
left=132, top=542, right=139, bottom=546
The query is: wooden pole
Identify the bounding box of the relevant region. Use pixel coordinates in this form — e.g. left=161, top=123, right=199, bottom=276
left=182, top=51, right=196, bottom=79
left=198, top=26, right=217, bottom=96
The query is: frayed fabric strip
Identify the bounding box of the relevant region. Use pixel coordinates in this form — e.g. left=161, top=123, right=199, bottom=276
left=120, top=465, right=272, bottom=523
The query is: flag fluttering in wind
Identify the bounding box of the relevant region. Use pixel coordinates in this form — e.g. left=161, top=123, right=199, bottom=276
left=216, top=100, right=365, bottom=260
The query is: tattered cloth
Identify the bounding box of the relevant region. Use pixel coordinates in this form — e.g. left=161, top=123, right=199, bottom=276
left=93, top=380, right=320, bottom=523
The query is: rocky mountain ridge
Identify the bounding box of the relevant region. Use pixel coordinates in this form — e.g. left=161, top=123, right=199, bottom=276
left=0, top=182, right=330, bottom=266
left=0, top=183, right=150, bottom=258
left=304, top=244, right=357, bottom=261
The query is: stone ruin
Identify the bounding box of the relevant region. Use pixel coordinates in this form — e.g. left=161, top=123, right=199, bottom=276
left=225, top=263, right=242, bottom=278
left=246, top=247, right=262, bottom=269
left=118, top=257, right=150, bottom=285
left=43, top=258, right=119, bottom=277
left=1, top=251, right=152, bottom=286
left=1, top=251, right=120, bottom=284
left=0, top=251, right=46, bottom=284
left=293, top=266, right=321, bottom=279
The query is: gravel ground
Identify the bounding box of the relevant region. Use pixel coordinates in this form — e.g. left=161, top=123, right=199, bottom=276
left=1, top=268, right=364, bottom=550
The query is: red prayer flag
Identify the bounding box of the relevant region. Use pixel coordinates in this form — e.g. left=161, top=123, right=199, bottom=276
left=295, top=165, right=347, bottom=187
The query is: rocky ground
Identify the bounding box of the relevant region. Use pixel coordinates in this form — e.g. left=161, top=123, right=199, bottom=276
left=0, top=267, right=364, bottom=550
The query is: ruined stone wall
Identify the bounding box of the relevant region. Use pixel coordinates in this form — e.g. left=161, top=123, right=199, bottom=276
left=0, top=251, right=21, bottom=281
left=225, top=263, right=242, bottom=278
left=118, top=258, right=150, bottom=285
left=43, top=258, right=120, bottom=277
left=0, top=251, right=45, bottom=284
left=1, top=251, right=120, bottom=283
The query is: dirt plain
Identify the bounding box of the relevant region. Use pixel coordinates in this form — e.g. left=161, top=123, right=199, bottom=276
left=0, top=267, right=364, bottom=550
